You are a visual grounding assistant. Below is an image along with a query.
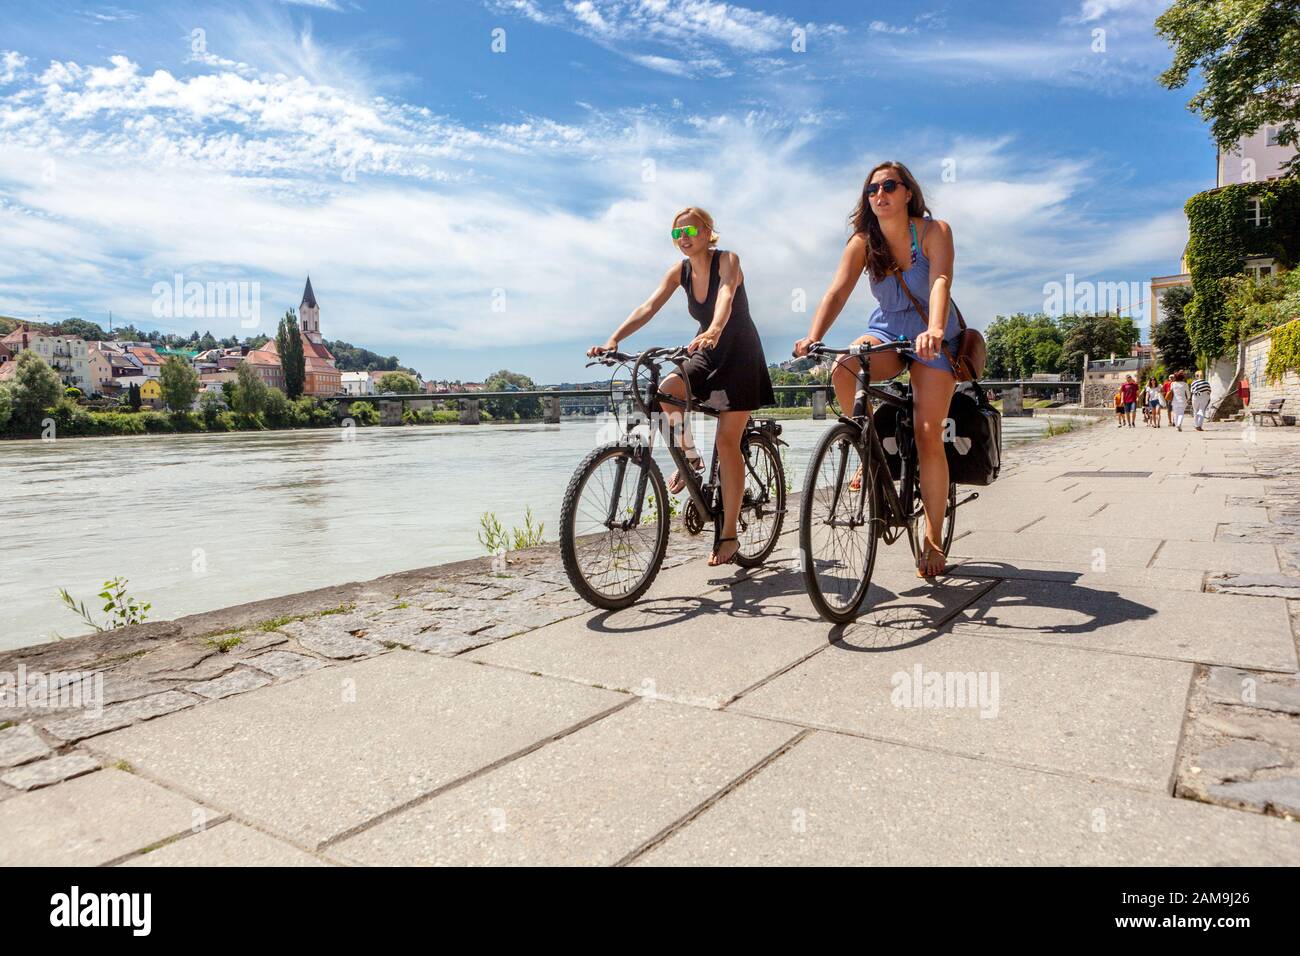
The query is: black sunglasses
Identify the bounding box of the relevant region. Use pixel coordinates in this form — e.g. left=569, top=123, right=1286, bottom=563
left=866, top=178, right=903, bottom=197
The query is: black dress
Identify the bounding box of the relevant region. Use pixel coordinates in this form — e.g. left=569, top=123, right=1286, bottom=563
left=678, top=250, right=775, bottom=412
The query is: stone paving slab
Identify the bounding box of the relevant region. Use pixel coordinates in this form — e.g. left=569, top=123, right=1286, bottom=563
left=635, top=731, right=1300, bottom=866
left=120, top=821, right=329, bottom=867
left=0, top=723, right=52, bottom=768
left=0, top=769, right=212, bottom=866
left=466, top=593, right=825, bottom=709
left=949, top=579, right=1297, bottom=672
left=729, top=629, right=1191, bottom=791
left=1, top=752, right=102, bottom=791
left=947, top=530, right=1161, bottom=571
left=86, top=651, right=626, bottom=849
left=331, top=700, right=798, bottom=866
left=1151, top=539, right=1280, bottom=574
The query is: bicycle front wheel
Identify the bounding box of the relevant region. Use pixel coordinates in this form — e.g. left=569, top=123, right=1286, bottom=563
left=560, top=443, right=670, bottom=611
left=799, top=422, right=880, bottom=623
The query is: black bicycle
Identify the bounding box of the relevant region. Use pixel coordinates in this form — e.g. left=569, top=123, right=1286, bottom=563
left=798, top=340, right=978, bottom=623
left=560, top=346, right=788, bottom=610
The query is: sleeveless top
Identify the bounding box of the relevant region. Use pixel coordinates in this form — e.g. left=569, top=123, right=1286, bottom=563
left=866, top=217, right=961, bottom=341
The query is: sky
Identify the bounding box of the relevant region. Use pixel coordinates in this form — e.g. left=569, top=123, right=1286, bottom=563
left=0, top=0, right=1216, bottom=383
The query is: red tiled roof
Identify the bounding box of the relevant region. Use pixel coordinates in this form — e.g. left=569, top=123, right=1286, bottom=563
left=244, top=349, right=281, bottom=367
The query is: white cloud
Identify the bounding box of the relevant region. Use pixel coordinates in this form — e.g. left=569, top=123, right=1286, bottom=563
left=0, top=45, right=1188, bottom=378
left=489, top=0, right=844, bottom=76
left=0, top=51, right=28, bottom=85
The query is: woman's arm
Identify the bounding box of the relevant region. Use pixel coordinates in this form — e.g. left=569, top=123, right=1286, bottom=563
left=916, top=219, right=955, bottom=361
left=689, top=252, right=742, bottom=353
left=794, top=235, right=867, bottom=355
left=590, top=264, right=680, bottom=354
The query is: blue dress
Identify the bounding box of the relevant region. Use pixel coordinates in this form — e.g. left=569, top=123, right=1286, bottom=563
left=864, top=218, right=961, bottom=374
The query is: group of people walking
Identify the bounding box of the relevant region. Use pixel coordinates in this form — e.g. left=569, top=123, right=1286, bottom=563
left=1115, top=371, right=1213, bottom=431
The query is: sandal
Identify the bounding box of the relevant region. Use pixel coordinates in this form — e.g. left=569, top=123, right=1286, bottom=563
left=710, top=536, right=740, bottom=567
left=916, top=536, right=947, bottom=578
left=668, top=452, right=704, bottom=494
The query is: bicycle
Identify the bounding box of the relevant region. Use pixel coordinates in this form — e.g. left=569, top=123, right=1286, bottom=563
left=797, top=340, right=979, bottom=624
left=560, top=346, right=788, bottom=611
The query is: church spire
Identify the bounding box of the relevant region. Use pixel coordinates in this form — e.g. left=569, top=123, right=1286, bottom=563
left=301, top=276, right=317, bottom=310
left=299, top=275, right=321, bottom=341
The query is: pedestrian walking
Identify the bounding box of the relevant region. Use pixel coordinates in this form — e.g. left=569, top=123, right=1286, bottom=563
left=1191, top=369, right=1212, bottom=430
left=1170, top=371, right=1190, bottom=431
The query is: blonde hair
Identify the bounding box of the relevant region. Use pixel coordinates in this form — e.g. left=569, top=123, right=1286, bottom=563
left=672, top=206, right=720, bottom=247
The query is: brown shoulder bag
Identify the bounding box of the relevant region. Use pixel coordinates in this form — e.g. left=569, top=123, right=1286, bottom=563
left=888, top=263, right=987, bottom=382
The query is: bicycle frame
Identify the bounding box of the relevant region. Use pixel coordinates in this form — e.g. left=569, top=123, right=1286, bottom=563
left=827, top=347, right=917, bottom=536
left=593, top=346, right=785, bottom=534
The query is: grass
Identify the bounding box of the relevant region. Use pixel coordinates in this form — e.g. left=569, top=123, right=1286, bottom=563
left=0, top=721, right=12, bottom=732
left=112, top=759, right=133, bottom=772
left=205, top=635, right=244, bottom=653
left=252, top=602, right=356, bottom=632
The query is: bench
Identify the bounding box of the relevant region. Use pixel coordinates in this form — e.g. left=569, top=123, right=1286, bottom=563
left=1249, top=398, right=1286, bottom=426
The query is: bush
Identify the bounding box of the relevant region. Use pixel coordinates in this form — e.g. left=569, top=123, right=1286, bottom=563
left=64, top=386, right=82, bottom=400
left=263, top=388, right=304, bottom=428
left=48, top=397, right=93, bottom=435
left=347, top=401, right=379, bottom=426
left=198, top=392, right=226, bottom=429
left=294, top=396, right=337, bottom=427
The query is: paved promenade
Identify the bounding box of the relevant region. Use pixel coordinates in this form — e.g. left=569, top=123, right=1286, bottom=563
left=2, top=418, right=1299, bottom=865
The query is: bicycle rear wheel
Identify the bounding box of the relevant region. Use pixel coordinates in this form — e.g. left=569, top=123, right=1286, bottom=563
left=560, top=443, right=670, bottom=610
left=799, top=422, right=880, bottom=623
left=734, top=433, right=786, bottom=568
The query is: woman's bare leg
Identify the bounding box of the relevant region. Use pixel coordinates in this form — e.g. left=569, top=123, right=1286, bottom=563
left=909, top=361, right=957, bottom=576
left=829, top=335, right=904, bottom=417
left=658, top=374, right=701, bottom=491
left=711, top=410, right=750, bottom=565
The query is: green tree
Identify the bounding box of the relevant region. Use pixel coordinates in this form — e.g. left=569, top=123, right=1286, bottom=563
left=1157, top=0, right=1300, bottom=178
left=377, top=371, right=419, bottom=394
left=483, top=369, right=541, bottom=419
left=8, top=351, right=62, bottom=427
left=54, top=318, right=109, bottom=341
left=1059, top=313, right=1140, bottom=375
left=1154, top=285, right=1197, bottom=373
left=984, top=313, right=1065, bottom=378
left=276, top=310, right=306, bottom=399
left=0, top=384, right=12, bottom=431
left=159, top=355, right=200, bottom=411
left=233, top=361, right=269, bottom=420
left=128, top=381, right=142, bottom=411
left=198, top=331, right=219, bottom=352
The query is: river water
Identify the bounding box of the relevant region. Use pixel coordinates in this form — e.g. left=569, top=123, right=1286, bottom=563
left=1, top=414, right=1059, bottom=649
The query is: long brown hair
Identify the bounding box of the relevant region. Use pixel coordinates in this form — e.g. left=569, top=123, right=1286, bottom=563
left=850, top=161, right=930, bottom=282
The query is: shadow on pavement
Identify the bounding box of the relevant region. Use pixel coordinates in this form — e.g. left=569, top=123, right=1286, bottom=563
left=948, top=560, right=1158, bottom=637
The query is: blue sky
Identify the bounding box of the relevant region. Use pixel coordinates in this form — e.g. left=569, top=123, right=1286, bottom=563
left=0, top=0, right=1213, bottom=383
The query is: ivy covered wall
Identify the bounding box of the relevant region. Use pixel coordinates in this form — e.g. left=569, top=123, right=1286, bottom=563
left=1183, top=178, right=1300, bottom=360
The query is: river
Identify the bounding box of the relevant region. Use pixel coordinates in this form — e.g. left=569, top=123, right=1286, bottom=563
left=1, top=414, right=1062, bottom=649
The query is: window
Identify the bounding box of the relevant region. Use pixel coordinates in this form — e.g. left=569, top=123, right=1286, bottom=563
left=1246, top=258, right=1275, bottom=282
left=1247, top=197, right=1271, bottom=228
left=1266, top=126, right=1281, bottom=147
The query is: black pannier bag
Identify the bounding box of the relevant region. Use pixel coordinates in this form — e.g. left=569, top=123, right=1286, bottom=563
left=944, top=380, right=1001, bottom=485
left=871, top=380, right=1001, bottom=486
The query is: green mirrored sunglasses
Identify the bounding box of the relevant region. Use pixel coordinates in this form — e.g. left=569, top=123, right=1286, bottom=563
left=671, top=225, right=699, bottom=240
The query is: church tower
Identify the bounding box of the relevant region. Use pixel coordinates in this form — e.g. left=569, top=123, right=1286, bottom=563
left=300, top=276, right=322, bottom=344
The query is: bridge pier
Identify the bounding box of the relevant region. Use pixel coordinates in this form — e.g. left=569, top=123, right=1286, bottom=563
left=459, top=399, right=481, bottom=425
left=1002, top=387, right=1025, bottom=416
left=380, top=401, right=403, bottom=426
left=543, top=395, right=561, bottom=424
left=811, top=390, right=827, bottom=420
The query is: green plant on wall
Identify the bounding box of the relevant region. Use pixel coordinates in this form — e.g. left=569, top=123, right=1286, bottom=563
left=1183, top=178, right=1300, bottom=362
left=1265, top=318, right=1300, bottom=384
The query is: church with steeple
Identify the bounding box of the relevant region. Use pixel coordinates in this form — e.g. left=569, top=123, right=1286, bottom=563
left=264, top=276, right=342, bottom=396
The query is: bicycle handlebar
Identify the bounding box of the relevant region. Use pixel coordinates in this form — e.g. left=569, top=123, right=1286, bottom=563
left=585, top=345, right=689, bottom=369
left=797, top=339, right=913, bottom=359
